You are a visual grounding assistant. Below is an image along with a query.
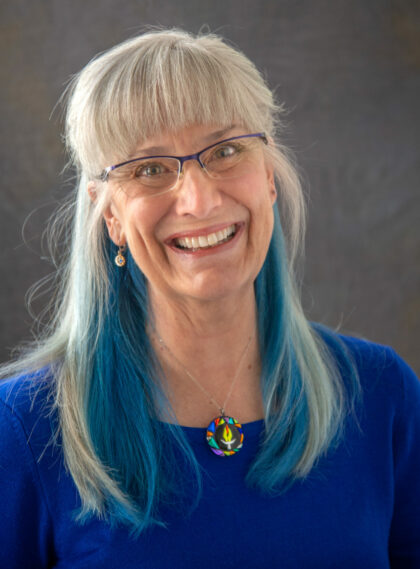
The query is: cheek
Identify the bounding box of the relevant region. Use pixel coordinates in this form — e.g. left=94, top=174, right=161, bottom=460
left=122, top=202, right=170, bottom=271
left=249, top=186, right=275, bottom=249
left=121, top=199, right=158, bottom=241
left=257, top=204, right=274, bottom=246
left=248, top=176, right=275, bottom=219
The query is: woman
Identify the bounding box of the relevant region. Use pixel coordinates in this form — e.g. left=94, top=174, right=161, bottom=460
left=0, top=29, right=419, bottom=568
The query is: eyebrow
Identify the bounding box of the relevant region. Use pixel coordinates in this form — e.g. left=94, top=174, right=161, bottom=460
left=135, top=125, right=237, bottom=157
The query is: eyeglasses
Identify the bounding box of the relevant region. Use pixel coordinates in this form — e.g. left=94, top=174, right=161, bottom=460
left=100, top=132, right=268, bottom=197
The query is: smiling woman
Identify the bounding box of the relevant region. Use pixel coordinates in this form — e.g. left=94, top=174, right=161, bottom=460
left=0, top=29, right=419, bottom=569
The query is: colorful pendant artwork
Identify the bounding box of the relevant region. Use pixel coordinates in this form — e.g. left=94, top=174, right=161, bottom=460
left=206, top=416, right=244, bottom=457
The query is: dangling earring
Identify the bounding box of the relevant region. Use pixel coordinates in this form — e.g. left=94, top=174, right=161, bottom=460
left=115, top=244, right=127, bottom=267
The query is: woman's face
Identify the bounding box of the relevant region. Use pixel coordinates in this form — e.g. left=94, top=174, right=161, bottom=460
left=100, top=124, right=277, bottom=305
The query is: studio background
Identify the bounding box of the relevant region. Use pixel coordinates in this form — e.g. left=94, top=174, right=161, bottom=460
left=1, top=0, right=419, bottom=374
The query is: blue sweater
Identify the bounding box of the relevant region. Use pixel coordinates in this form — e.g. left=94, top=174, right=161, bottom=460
left=0, top=335, right=419, bottom=568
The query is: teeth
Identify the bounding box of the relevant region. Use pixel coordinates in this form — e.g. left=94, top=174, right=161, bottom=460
left=174, top=224, right=236, bottom=250
left=207, top=233, right=218, bottom=246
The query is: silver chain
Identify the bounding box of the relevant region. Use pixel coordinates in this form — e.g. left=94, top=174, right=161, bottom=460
left=153, top=330, right=254, bottom=416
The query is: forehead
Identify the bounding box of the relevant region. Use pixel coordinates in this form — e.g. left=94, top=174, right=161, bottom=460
left=132, top=123, right=245, bottom=157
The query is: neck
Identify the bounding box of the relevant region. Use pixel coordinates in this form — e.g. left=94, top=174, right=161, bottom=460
left=149, top=285, right=258, bottom=368
left=148, top=286, right=264, bottom=427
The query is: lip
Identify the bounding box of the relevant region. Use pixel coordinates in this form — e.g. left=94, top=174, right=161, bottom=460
left=165, top=222, right=244, bottom=257
left=165, top=221, right=241, bottom=242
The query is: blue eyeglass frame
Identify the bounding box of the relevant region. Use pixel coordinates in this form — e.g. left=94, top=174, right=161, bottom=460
left=100, top=132, right=267, bottom=182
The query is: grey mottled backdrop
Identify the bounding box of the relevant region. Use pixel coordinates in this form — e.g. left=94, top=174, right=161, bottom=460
left=1, top=1, right=419, bottom=373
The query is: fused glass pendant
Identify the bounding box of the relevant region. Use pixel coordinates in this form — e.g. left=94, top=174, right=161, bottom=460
left=206, top=416, right=244, bottom=457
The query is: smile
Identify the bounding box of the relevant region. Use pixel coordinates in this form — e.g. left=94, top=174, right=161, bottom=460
left=173, top=224, right=237, bottom=251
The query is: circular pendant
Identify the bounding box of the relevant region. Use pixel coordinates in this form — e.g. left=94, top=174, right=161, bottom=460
left=114, top=253, right=126, bottom=267
left=206, top=416, right=244, bottom=457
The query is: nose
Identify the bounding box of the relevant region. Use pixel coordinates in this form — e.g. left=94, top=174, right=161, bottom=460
left=173, top=160, right=223, bottom=218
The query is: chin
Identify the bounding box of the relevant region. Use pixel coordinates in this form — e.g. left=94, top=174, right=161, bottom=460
left=179, top=272, right=254, bottom=303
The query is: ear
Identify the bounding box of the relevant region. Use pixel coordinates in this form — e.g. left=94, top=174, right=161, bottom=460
left=266, top=166, right=277, bottom=205
left=103, top=203, right=126, bottom=246
left=87, top=181, right=126, bottom=246
left=87, top=180, right=97, bottom=203
left=263, top=137, right=278, bottom=205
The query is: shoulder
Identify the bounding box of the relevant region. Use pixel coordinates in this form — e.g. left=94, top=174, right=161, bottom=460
left=0, top=370, right=59, bottom=566
left=336, top=333, right=419, bottom=402
left=0, top=367, right=55, bottom=423
left=337, top=333, right=409, bottom=372
left=328, top=333, right=420, bottom=449
left=312, top=325, right=420, bottom=436
left=325, top=334, right=420, bottom=561
left=314, top=324, right=419, bottom=401
left=0, top=368, right=58, bottom=468
left=0, top=367, right=61, bottom=498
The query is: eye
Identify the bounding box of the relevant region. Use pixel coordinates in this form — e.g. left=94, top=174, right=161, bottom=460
left=133, top=162, right=167, bottom=178
left=213, top=143, right=240, bottom=160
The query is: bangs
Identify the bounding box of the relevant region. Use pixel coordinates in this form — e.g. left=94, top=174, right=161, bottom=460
left=66, top=31, right=276, bottom=177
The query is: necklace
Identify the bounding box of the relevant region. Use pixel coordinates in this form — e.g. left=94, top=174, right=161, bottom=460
left=153, top=330, right=254, bottom=457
